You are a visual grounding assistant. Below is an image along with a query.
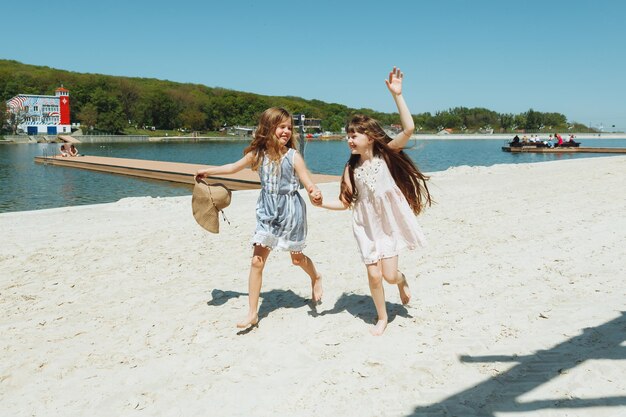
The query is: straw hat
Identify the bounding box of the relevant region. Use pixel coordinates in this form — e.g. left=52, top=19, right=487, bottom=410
left=192, top=181, right=232, bottom=233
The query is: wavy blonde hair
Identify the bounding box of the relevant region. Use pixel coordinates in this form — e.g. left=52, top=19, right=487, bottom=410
left=340, top=114, right=432, bottom=214
left=244, top=107, right=299, bottom=171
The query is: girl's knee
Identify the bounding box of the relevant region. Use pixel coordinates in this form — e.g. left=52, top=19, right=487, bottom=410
left=290, top=251, right=305, bottom=266
left=368, top=270, right=383, bottom=286
left=251, top=255, right=265, bottom=269
left=382, top=271, right=397, bottom=284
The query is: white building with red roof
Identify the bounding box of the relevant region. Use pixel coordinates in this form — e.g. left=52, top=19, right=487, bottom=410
left=6, top=86, right=71, bottom=135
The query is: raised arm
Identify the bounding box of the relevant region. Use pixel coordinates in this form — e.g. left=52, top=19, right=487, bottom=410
left=194, top=152, right=254, bottom=182
left=386, top=67, right=415, bottom=151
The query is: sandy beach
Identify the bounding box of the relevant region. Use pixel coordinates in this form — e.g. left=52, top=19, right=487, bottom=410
left=1, top=156, right=625, bottom=417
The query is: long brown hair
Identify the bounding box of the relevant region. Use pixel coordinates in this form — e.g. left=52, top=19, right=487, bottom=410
left=340, top=114, right=432, bottom=214
left=244, top=107, right=299, bottom=170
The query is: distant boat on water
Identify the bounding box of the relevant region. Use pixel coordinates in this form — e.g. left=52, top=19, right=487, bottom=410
left=502, top=138, right=626, bottom=154
left=502, top=146, right=626, bottom=153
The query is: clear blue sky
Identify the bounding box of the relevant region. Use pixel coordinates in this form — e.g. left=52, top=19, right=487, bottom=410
left=3, top=0, right=625, bottom=131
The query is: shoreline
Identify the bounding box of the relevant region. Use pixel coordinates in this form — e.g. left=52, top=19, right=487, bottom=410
left=6, top=139, right=626, bottom=215
left=1, top=154, right=625, bottom=215
left=1, top=156, right=625, bottom=416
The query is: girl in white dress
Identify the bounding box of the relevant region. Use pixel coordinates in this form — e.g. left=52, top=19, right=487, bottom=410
left=317, top=67, right=432, bottom=335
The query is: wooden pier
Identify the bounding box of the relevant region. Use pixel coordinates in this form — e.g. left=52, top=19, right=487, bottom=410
left=502, top=146, right=626, bottom=154
left=34, top=155, right=339, bottom=190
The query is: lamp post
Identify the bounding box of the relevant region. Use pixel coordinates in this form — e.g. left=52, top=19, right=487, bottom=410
left=297, top=114, right=306, bottom=158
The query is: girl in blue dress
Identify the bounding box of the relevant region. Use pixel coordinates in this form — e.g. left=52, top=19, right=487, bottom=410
left=195, top=107, right=323, bottom=328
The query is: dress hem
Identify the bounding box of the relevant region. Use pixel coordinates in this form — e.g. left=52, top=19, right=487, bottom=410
left=251, top=232, right=306, bottom=252
left=360, top=242, right=424, bottom=265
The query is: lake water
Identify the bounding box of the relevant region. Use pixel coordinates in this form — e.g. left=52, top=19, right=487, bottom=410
left=1, top=137, right=625, bottom=213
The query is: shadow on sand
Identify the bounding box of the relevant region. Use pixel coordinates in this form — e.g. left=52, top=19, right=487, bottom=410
left=206, top=288, right=311, bottom=333
left=405, top=311, right=626, bottom=416
left=206, top=288, right=411, bottom=331
left=309, top=292, right=412, bottom=324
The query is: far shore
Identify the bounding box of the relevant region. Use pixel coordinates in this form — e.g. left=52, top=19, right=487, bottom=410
left=155, top=133, right=626, bottom=141
left=2, top=132, right=625, bottom=145
left=121, top=132, right=626, bottom=144
left=411, top=132, right=626, bottom=140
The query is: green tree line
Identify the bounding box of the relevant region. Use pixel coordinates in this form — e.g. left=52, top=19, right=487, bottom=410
left=1, top=60, right=591, bottom=135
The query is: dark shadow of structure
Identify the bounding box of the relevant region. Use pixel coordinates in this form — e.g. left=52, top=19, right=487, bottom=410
left=406, top=312, right=626, bottom=416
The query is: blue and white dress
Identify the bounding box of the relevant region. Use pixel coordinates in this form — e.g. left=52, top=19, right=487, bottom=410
left=251, top=148, right=307, bottom=251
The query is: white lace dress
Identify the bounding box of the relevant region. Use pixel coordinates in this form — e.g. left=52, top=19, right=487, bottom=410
left=352, top=157, right=426, bottom=264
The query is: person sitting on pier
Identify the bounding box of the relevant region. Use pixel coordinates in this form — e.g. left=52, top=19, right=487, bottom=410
left=59, top=144, right=69, bottom=157
left=69, top=144, right=79, bottom=157
left=554, top=133, right=564, bottom=147
left=567, top=135, right=580, bottom=147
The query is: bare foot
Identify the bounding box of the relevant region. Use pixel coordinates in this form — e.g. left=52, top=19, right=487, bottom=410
left=311, top=274, right=323, bottom=303
left=370, top=319, right=388, bottom=336
left=236, top=313, right=259, bottom=329
left=397, top=272, right=411, bottom=305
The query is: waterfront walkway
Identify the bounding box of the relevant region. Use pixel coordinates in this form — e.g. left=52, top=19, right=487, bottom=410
left=34, top=155, right=339, bottom=190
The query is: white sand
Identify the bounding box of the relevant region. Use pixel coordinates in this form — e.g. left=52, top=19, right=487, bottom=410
left=1, top=156, right=625, bottom=417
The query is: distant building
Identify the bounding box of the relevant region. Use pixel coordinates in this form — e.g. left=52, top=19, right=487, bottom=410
left=6, top=86, right=71, bottom=135
left=226, top=115, right=323, bottom=137
left=229, top=126, right=255, bottom=136
left=293, top=114, right=322, bottom=131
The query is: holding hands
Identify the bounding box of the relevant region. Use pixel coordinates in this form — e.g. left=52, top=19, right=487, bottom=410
left=308, top=185, right=323, bottom=206
left=385, top=66, right=404, bottom=96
